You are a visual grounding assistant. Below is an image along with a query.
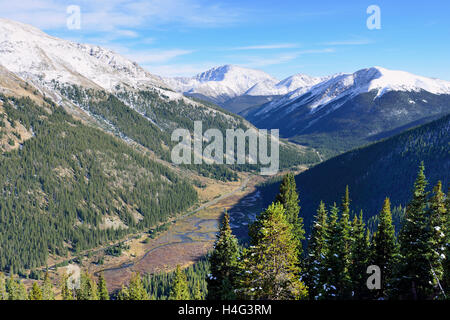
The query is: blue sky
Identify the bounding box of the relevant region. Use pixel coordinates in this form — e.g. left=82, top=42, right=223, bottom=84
left=1, top=0, right=450, bottom=80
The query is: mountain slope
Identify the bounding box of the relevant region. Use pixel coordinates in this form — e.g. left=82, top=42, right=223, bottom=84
left=0, top=19, right=320, bottom=180
left=0, top=87, right=197, bottom=274
left=246, top=67, right=450, bottom=157
left=0, top=18, right=167, bottom=91
left=257, top=113, right=450, bottom=229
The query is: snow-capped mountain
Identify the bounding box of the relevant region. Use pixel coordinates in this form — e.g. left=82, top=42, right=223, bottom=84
left=164, top=65, right=325, bottom=112
left=164, top=65, right=279, bottom=103
left=252, top=67, right=450, bottom=116
left=0, top=18, right=167, bottom=92
left=0, top=18, right=252, bottom=152
left=245, top=73, right=324, bottom=96
left=246, top=66, right=450, bottom=156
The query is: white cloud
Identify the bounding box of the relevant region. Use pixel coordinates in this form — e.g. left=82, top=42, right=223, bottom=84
left=232, top=43, right=300, bottom=50
left=126, top=49, right=194, bottom=64
left=235, top=48, right=335, bottom=68
left=143, top=63, right=217, bottom=77
left=241, top=53, right=300, bottom=68
left=322, top=39, right=372, bottom=46
left=0, top=0, right=244, bottom=32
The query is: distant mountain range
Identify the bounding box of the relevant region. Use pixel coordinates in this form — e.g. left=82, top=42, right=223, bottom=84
left=164, top=65, right=325, bottom=113
left=166, top=64, right=450, bottom=157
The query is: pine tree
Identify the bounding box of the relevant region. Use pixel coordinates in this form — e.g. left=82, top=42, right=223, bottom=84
left=398, top=162, right=433, bottom=299
left=338, top=187, right=353, bottom=298
left=349, top=211, right=371, bottom=299
left=239, top=202, right=308, bottom=300
left=443, top=189, right=450, bottom=295
left=41, top=272, right=55, bottom=300
left=0, top=273, right=7, bottom=300
left=17, top=281, right=28, bottom=300
left=127, top=272, right=149, bottom=300
left=372, top=198, right=399, bottom=299
left=29, top=282, right=43, bottom=300
left=192, top=279, right=203, bottom=300
left=117, top=285, right=130, bottom=300
left=427, top=181, right=447, bottom=298
left=60, top=272, right=74, bottom=300
left=97, top=272, right=110, bottom=300
left=169, top=266, right=190, bottom=300
left=207, top=210, right=239, bottom=300
left=304, top=201, right=328, bottom=299
left=76, top=271, right=98, bottom=300
left=275, top=173, right=305, bottom=254
left=6, top=276, right=27, bottom=300
left=321, top=203, right=351, bottom=299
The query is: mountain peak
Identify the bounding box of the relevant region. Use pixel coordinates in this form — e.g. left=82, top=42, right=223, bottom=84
left=352, top=66, right=450, bottom=96
left=0, top=18, right=167, bottom=91
left=194, top=64, right=276, bottom=83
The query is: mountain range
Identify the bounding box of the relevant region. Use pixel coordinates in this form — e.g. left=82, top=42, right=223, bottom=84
left=166, top=64, right=450, bottom=157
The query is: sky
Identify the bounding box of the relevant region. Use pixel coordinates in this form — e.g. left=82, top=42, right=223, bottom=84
left=1, top=0, right=449, bottom=80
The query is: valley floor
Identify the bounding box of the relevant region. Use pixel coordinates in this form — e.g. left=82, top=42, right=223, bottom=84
left=21, top=172, right=266, bottom=294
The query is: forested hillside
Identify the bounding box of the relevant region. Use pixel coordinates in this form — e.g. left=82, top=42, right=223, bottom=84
left=56, top=83, right=319, bottom=179
left=0, top=93, right=197, bottom=274
left=258, top=113, right=450, bottom=228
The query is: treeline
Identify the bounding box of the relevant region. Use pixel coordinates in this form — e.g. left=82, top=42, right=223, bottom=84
left=0, top=94, right=197, bottom=274
left=0, top=271, right=110, bottom=300
left=142, top=259, right=209, bottom=300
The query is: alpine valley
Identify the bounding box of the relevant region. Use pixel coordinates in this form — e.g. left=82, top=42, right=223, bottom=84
left=0, top=17, right=449, bottom=301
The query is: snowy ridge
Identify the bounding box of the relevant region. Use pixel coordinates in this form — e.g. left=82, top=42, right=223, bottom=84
left=164, top=65, right=279, bottom=101
left=245, top=73, right=324, bottom=96
left=164, top=65, right=327, bottom=100
left=0, top=18, right=167, bottom=92
left=254, top=67, right=450, bottom=116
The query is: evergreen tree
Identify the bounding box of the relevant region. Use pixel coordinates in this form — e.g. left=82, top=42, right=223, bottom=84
left=398, top=162, right=434, bottom=299
left=192, top=279, right=203, bottom=300
left=17, top=281, right=28, bottom=300
left=207, top=211, right=239, bottom=300
left=304, top=201, right=328, bottom=299
left=6, top=276, right=27, bottom=300
left=42, top=272, right=55, bottom=300
left=239, top=202, right=307, bottom=300
left=60, top=272, right=74, bottom=300
left=427, top=181, right=447, bottom=298
left=338, top=187, right=353, bottom=298
left=443, top=189, right=450, bottom=295
left=372, top=198, right=399, bottom=299
left=29, top=282, right=43, bottom=300
left=321, top=203, right=351, bottom=299
left=97, top=272, right=110, bottom=300
left=127, top=272, right=149, bottom=300
left=76, top=271, right=98, bottom=300
left=169, top=266, right=190, bottom=300
left=117, top=285, right=130, bottom=300
left=349, top=211, right=371, bottom=299
left=275, top=173, right=305, bottom=254
left=0, top=273, right=7, bottom=300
